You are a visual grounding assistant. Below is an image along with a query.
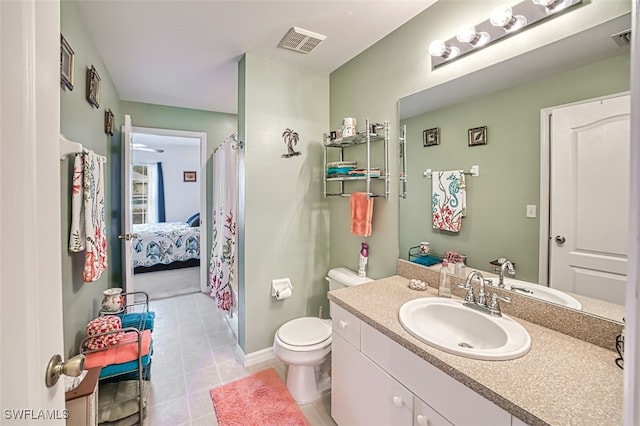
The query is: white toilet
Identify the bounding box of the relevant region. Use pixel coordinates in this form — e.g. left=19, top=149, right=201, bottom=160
left=273, top=267, right=372, bottom=404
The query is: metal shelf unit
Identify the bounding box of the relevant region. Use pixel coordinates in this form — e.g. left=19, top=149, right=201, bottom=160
left=323, top=119, right=389, bottom=199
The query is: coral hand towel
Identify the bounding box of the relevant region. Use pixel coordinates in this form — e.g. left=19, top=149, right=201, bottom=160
left=350, top=192, right=373, bottom=237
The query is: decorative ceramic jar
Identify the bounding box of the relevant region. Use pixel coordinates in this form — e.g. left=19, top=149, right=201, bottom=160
left=101, top=288, right=123, bottom=313
left=419, top=241, right=430, bottom=255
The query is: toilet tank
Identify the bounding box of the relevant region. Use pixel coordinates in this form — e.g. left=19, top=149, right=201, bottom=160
left=327, top=267, right=372, bottom=291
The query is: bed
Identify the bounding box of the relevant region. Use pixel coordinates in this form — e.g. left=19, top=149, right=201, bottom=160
left=131, top=222, right=200, bottom=273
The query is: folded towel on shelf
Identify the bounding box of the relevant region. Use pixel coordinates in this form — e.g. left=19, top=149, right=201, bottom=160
left=350, top=192, right=374, bottom=237
left=327, top=160, right=357, bottom=169
left=348, top=168, right=382, bottom=178
left=98, top=380, right=149, bottom=425
left=432, top=170, right=466, bottom=233
left=84, top=330, right=152, bottom=369
left=326, top=166, right=356, bottom=176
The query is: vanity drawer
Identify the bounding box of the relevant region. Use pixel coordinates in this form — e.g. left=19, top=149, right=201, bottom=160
left=361, top=322, right=511, bottom=426
left=330, top=301, right=361, bottom=349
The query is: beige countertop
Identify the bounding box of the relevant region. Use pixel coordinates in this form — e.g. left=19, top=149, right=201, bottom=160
left=328, top=275, right=623, bottom=426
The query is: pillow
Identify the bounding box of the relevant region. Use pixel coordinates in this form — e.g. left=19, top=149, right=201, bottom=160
left=185, top=212, right=200, bottom=227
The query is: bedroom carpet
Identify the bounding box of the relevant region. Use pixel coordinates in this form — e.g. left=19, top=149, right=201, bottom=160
left=133, top=267, right=201, bottom=300
left=210, top=368, right=310, bottom=426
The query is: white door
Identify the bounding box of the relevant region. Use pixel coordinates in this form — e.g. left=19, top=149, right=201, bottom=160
left=121, top=115, right=134, bottom=294
left=0, top=0, right=66, bottom=419
left=549, top=94, right=630, bottom=304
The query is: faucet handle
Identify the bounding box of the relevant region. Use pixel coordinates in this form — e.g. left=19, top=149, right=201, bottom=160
left=488, top=293, right=511, bottom=317
left=458, top=283, right=475, bottom=303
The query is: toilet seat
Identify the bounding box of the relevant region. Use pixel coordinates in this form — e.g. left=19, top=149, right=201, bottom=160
left=276, top=317, right=331, bottom=349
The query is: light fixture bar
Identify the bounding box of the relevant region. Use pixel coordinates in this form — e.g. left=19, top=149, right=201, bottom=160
left=430, top=0, right=582, bottom=69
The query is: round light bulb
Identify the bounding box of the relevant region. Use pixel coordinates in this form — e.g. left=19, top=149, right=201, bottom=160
left=490, top=6, right=513, bottom=28
left=456, top=26, right=478, bottom=44
left=428, top=39, right=447, bottom=57
left=456, top=25, right=490, bottom=47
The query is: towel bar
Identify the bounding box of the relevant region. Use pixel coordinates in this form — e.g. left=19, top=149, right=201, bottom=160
left=424, top=165, right=479, bottom=178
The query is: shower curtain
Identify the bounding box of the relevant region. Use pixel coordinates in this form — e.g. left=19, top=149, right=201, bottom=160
left=208, top=137, right=238, bottom=315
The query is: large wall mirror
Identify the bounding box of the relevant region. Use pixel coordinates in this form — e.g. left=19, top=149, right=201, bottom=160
left=398, top=14, right=630, bottom=323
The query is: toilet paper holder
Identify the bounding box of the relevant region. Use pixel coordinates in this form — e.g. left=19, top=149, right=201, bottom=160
left=271, top=278, right=293, bottom=300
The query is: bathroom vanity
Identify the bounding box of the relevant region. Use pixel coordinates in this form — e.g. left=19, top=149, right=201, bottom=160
left=328, top=274, right=623, bottom=425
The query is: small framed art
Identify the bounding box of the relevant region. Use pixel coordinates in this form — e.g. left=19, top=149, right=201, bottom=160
left=423, top=128, right=440, bottom=147
left=86, top=65, right=101, bottom=108
left=104, top=109, right=114, bottom=135
left=468, top=126, right=488, bottom=146
left=60, top=34, right=74, bottom=90
left=183, top=171, right=197, bottom=182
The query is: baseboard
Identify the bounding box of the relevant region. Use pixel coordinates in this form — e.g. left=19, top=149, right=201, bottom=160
left=240, top=346, right=277, bottom=367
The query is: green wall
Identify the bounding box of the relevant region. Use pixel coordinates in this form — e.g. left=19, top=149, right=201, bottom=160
left=329, top=0, right=631, bottom=279
left=400, top=54, right=630, bottom=282
left=239, top=54, right=330, bottom=353
left=60, top=1, right=123, bottom=357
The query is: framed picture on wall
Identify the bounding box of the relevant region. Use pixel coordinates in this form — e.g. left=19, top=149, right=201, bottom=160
left=86, top=65, right=101, bottom=108
left=183, top=171, right=197, bottom=182
left=60, top=34, right=74, bottom=90
left=423, top=128, right=440, bottom=147
left=104, top=109, right=114, bottom=135
left=468, top=126, right=488, bottom=146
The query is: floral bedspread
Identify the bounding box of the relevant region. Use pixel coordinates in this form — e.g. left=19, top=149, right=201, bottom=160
left=132, top=222, right=200, bottom=268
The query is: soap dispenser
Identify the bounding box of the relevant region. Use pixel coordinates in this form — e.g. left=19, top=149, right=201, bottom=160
left=438, top=260, right=451, bottom=298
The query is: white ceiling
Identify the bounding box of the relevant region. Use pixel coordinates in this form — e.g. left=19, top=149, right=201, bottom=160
left=77, top=1, right=437, bottom=115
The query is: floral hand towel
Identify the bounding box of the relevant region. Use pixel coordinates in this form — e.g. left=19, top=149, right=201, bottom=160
left=69, top=151, right=108, bottom=282
left=432, top=170, right=466, bottom=233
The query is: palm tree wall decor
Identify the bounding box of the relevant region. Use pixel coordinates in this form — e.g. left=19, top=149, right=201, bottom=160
left=281, top=128, right=301, bottom=158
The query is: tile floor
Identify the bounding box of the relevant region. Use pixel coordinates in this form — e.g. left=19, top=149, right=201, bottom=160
left=147, top=292, right=337, bottom=426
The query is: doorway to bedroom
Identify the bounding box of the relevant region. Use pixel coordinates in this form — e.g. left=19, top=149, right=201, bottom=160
left=127, top=126, right=208, bottom=301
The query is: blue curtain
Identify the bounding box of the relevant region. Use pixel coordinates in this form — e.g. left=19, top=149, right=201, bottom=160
left=157, top=162, right=166, bottom=222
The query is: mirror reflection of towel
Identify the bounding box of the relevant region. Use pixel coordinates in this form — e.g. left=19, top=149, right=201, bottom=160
left=350, top=192, right=373, bottom=237
left=432, top=170, right=466, bottom=233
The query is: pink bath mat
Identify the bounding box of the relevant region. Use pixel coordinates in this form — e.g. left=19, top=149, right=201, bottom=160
left=210, top=368, right=310, bottom=426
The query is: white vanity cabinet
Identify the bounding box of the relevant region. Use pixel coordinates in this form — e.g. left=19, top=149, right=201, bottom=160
left=330, top=301, right=513, bottom=426
left=332, top=333, right=414, bottom=425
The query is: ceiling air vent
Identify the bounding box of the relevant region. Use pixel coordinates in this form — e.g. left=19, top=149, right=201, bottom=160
left=278, top=27, right=326, bottom=54
left=611, top=29, right=631, bottom=47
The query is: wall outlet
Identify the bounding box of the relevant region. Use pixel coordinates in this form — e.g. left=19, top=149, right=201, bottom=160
left=526, top=204, right=537, bottom=218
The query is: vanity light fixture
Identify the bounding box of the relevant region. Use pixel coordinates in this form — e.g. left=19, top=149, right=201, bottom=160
left=429, top=0, right=582, bottom=69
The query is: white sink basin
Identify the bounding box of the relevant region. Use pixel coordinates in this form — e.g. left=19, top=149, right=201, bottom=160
left=399, top=298, right=531, bottom=361
left=498, top=278, right=582, bottom=310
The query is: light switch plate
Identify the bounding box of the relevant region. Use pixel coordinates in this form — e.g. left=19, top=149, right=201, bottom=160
left=526, top=205, right=537, bottom=218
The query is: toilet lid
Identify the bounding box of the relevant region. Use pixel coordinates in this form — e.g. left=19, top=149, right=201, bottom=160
left=277, top=317, right=331, bottom=347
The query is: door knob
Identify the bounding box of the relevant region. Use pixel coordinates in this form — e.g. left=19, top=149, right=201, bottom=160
left=45, top=354, right=85, bottom=387
left=554, top=235, right=566, bottom=244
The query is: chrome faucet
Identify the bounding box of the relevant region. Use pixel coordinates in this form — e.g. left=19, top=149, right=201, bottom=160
left=498, top=260, right=515, bottom=288
left=458, top=270, right=511, bottom=317
left=458, top=271, right=487, bottom=305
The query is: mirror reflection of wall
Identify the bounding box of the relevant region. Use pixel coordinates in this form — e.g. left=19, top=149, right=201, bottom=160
left=399, top=53, right=629, bottom=306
